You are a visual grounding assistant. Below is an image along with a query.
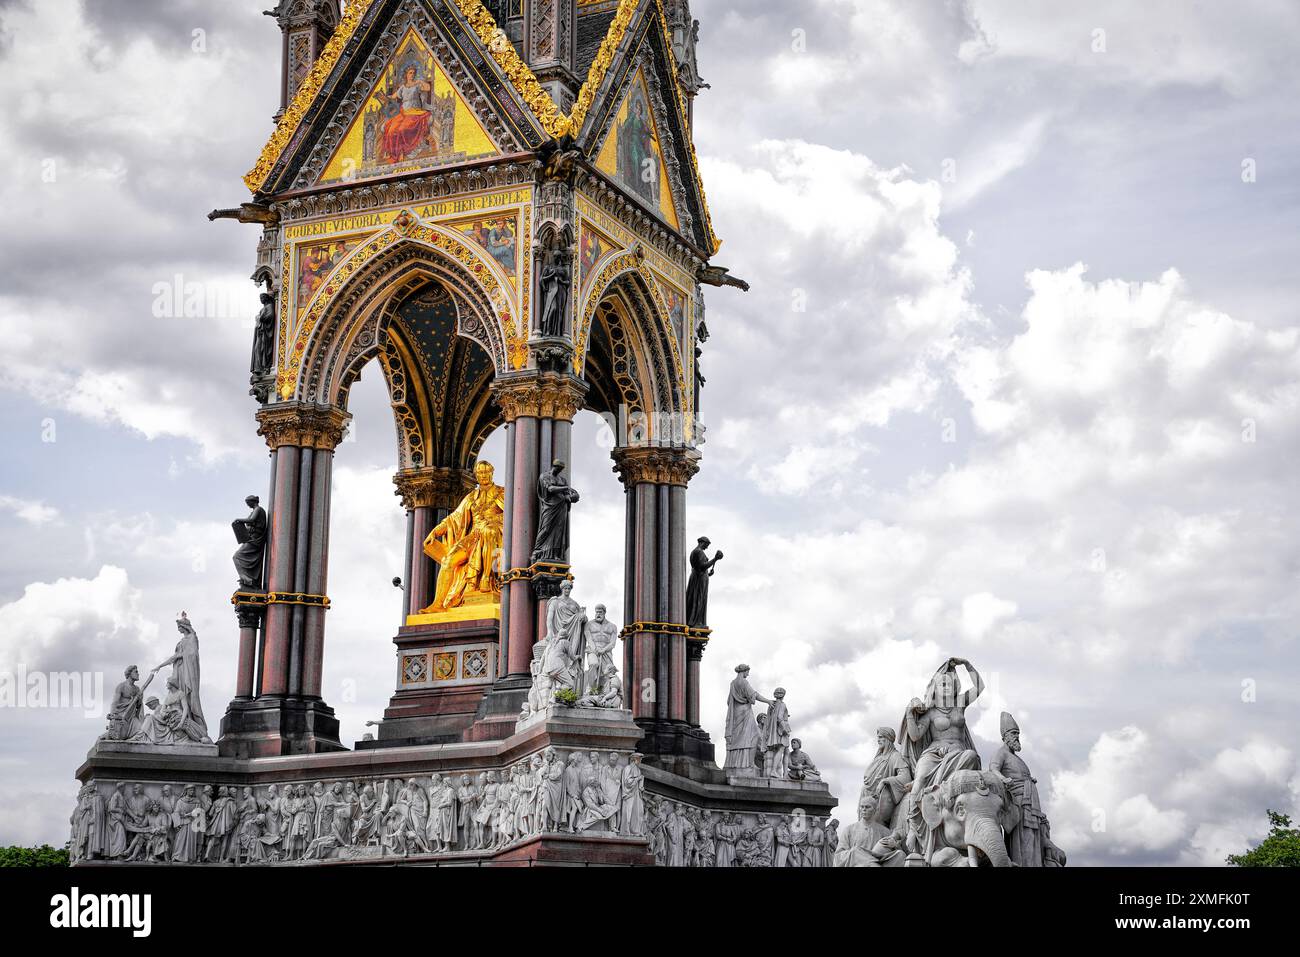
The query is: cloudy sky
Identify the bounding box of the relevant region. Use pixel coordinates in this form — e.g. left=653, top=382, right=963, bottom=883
left=1, top=0, right=1297, bottom=865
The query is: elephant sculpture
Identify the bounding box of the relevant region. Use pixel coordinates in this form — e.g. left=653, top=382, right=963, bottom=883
left=920, top=768, right=1020, bottom=867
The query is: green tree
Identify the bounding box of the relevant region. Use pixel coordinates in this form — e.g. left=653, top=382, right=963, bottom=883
left=0, top=844, right=71, bottom=867
left=1226, top=810, right=1300, bottom=867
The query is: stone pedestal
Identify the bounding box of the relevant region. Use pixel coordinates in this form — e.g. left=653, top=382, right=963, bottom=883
left=217, top=696, right=343, bottom=759
left=516, top=704, right=634, bottom=735
left=364, top=618, right=500, bottom=748
left=90, top=740, right=220, bottom=761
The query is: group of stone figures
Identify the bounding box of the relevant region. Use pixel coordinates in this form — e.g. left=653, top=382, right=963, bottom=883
left=98, top=613, right=211, bottom=747
left=521, top=581, right=623, bottom=718
left=646, top=799, right=838, bottom=868
left=70, top=747, right=650, bottom=866
left=723, top=664, right=821, bottom=782
left=838, top=657, right=1067, bottom=868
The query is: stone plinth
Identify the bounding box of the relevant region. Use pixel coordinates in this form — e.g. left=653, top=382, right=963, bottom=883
left=218, top=696, right=343, bottom=759
left=644, top=763, right=836, bottom=819
left=366, top=618, right=500, bottom=747
left=91, top=740, right=219, bottom=760
left=515, top=704, right=633, bottom=735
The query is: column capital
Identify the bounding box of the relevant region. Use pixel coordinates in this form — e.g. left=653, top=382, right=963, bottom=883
left=392, top=466, right=475, bottom=511
left=611, top=445, right=701, bottom=487
left=491, top=372, right=588, bottom=423
left=256, top=402, right=351, bottom=451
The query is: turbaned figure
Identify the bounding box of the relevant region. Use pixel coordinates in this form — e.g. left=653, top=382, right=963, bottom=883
left=421, top=461, right=505, bottom=613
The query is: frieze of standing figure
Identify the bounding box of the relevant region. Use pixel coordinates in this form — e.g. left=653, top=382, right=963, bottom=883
left=68, top=749, right=650, bottom=866
left=643, top=795, right=835, bottom=868
left=274, top=162, right=535, bottom=224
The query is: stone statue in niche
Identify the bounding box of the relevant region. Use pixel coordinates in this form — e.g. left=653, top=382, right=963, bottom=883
left=532, top=460, right=580, bottom=565
left=713, top=811, right=740, bottom=867
left=170, top=785, right=205, bottom=864
left=426, top=773, right=457, bottom=853
left=251, top=292, right=276, bottom=376
left=537, top=245, right=572, bottom=339
left=232, top=494, right=268, bottom=588
left=456, top=775, right=479, bottom=848
left=563, top=752, right=583, bottom=832
left=686, top=536, right=723, bottom=629
left=989, top=711, right=1067, bottom=867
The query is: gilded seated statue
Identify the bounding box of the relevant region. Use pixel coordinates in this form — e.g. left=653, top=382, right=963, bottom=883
left=420, top=461, right=505, bottom=615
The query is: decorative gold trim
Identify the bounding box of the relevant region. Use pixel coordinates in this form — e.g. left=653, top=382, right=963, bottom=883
left=243, top=0, right=721, bottom=253
left=650, top=0, right=720, bottom=253
left=405, top=604, right=501, bottom=626
left=619, top=620, right=689, bottom=638
left=568, top=0, right=639, bottom=138
left=450, top=0, right=570, bottom=139
left=244, top=0, right=378, bottom=193
left=278, top=214, right=519, bottom=401
left=503, top=560, right=573, bottom=583
left=266, top=592, right=332, bottom=608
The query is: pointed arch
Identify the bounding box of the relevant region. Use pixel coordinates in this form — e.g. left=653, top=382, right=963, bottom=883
left=283, top=215, right=525, bottom=406
left=575, top=251, right=690, bottom=422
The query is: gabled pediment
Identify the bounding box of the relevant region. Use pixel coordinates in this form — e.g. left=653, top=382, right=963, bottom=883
left=592, top=68, right=681, bottom=230
left=318, top=26, right=502, bottom=186
left=575, top=1, right=716, bottom=252
left=245, top=0, right=720, bottom=251
left=247, top=0, right=549, bottom=195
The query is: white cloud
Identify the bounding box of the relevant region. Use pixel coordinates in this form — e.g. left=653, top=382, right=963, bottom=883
left=960, top=591, right=1018, bottom=641
left=0, top=565, right=157, bottom=675
left=0, top=495, right=59, bottom=526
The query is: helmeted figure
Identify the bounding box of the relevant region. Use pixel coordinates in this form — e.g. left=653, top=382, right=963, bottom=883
left=990, top=711, right=1067, bottom=867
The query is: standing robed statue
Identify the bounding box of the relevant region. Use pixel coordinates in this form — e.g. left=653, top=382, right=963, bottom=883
left=532, top=460, right=579, bottom=564
left=686, top=536, right=723, bottom=629
left=231, top=494, right=268, bottom=588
